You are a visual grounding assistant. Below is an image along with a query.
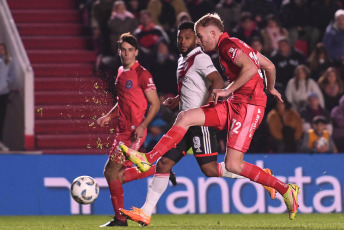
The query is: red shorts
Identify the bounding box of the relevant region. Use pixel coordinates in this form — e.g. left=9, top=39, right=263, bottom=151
left=109, top=128, right=147, bottom=167
left=202, top=101, right=265, bottom=153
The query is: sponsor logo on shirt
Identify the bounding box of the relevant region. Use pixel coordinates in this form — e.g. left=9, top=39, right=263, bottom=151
left=229, top=48, right=237, bottom=59
left=126, top=80, right=133, bottom=89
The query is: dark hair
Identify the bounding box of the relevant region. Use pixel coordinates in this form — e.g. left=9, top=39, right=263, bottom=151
left=118, top=32, right=138, bottom=50
left=140, top=9, right=151, bottom=18
left=178, top=21, right=194, bottom=31
left=240, top=12, right=253, bottom=22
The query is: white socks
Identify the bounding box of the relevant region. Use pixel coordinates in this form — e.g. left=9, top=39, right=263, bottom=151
left=218, top=162, right=245, bottom=179
left=141, top=173, right=169, bottom=216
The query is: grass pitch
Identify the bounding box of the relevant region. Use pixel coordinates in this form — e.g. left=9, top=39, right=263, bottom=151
left=0, top=214, right=343, bottom=230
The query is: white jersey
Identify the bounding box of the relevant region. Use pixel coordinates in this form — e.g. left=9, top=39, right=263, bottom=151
left=177, top=47, right=217, bottom=111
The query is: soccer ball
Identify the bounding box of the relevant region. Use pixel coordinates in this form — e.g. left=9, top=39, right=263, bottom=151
left=71, top=176, right=99, bottom=204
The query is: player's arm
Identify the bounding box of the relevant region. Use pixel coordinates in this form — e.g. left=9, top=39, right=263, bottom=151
left=134, top=89, right=160, bottom=141
left=257, top=52, right=283, bottom=102
left=205, top=71, right=225, bottom=104
left=212, top=51, right=257, bottom=103
left=97, top=103, right=118, bottom=127
left=163, top=95, right=179, bottom=110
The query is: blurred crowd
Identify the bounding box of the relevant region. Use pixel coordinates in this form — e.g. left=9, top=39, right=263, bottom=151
left=77, top=0, right=344, bottom=153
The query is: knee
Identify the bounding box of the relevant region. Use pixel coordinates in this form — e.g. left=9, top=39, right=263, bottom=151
left=104, top=166, right=120, bottom=182
left=176, top=111, right=187, bottom=122
left=224, top=161, right=242, bottom=175
left=156, top=157, right=173, bottom=173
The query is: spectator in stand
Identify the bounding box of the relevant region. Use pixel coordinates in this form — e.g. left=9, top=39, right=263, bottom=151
left=280, top=0, right=320, bottom=56
left=147, top=0, right=187, bottom=33
left=285, top=65, right=325, bottom=112
left=185, top=0, right=215, bottom=22
left=300, top=92, right=332, bottom=134
left=143, top=93, right=176, bottom=151
left=318, top=67, right=344, bottom=111
left=241, top=0, right=279, bottom=29
left=331, top=95, right=344, bottom=152
left=270, top=37, right=306, bottom=88
left=232, top=12, right=263, bottom=45
left=91, top=0, right=115, bottom=58
left=215, top=0, right=241, bottom=34
left=108, top=1, right=138, bottom=52
left=310, top=0, right=340, bottom=38
left=260, top=14, right=289, bottom=55
left=266, top=97, right=303, bottom=153
left=150, top=41, right=178, bottom=96
left=300, top=115, right=337, bottom=153
left=133, top=10, right=170, bottom=57
left=308, top=42, right=333, bottom=80
left=323, top=9, right=344, bottom=70
left=0, top=42, right=15, bottom=152
left=126, top=0, right=145, bottom=19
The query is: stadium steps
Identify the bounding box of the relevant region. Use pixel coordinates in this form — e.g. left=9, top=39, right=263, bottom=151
left=9, top=0, right=114, bottom=154
left=28, top=50, right=97, bottom=63
left=17, top=23, right=87, bottom=36
left=35, top=91, right=113, bottom=105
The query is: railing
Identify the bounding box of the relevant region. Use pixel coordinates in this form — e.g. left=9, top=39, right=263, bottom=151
left=0, top=0, right=34, bottom=150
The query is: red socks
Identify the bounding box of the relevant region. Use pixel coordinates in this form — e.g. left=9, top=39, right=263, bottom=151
left=124, top=165, right=156, bottom=183
left=108, top=179, right=126, bottom=222
left=240, top=162, right=289, bottom=195
left=146, top=125, right=187, bottom=164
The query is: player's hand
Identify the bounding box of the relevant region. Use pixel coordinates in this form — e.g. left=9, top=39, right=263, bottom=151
left=97, top=116, right=111, bottom=127
left=267, top=88, right=283, bottom=102
left=211, top=89, right=227, bottom=104
left=163, top=97, right=179, bottom=109
left=133, top=125, right=145, bottom=142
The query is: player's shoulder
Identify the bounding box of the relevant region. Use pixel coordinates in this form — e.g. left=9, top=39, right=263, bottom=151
left=136, top=64, right=152, bottom=78
left=194, top=50, right=212, bottom=64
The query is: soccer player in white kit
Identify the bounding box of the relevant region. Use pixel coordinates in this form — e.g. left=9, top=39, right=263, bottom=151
left=119, top=21, right=275, bottom=226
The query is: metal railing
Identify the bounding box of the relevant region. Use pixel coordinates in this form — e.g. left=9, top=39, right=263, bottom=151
left=0, top=0, right=34, bottom=150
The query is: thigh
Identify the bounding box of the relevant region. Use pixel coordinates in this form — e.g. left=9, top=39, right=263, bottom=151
left=201, top=101, right=228, bottom=130
left=226, top=103, right=265, bottom=153
left=109, top=129, right=147, bottom=167
left=189, top=126, right=218, bottom=166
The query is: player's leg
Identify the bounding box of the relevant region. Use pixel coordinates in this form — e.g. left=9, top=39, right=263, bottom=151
left=100, top=158, right=128, bottom=227
left=145, top=108, right=207, bottom=163
left=224, top=147, right=299, bottom=219
left=121, top=107, right=207, bottom=167
left=224, top=103, right=299, bottom=219
left=101, top=133, right=146, bottom=227
left=120, top=138, right=187, bottom=226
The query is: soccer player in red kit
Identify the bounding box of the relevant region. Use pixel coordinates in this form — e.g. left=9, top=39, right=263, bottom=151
left=97, top=33, right=174, bottom=227
left=121, top=14, right=300, bottom=220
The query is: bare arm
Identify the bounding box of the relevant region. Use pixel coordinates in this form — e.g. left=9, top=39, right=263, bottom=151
left=257, top=53, right=283, bottom=102
left=97, top=103, right=118, bottom=127
left=211, top=51, right=257, bottom=104
left=133, top=89, right=160, bottom=141
left=205, top=71, right=225, bottom=104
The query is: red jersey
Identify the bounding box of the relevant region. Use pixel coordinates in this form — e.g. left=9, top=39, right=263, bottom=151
left=115, top=61, right=156, bottom=131
left=218, top=33, right=267, bottom=107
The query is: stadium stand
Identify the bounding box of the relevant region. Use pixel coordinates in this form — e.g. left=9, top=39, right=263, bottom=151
left=8, top=0, right=116, bottom=154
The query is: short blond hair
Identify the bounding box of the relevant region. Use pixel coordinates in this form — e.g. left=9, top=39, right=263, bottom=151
left=194, top=13, right=224, bottom=32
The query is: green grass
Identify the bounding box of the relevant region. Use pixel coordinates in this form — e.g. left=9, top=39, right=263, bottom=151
left=0, top=214, right=343, bottom=230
